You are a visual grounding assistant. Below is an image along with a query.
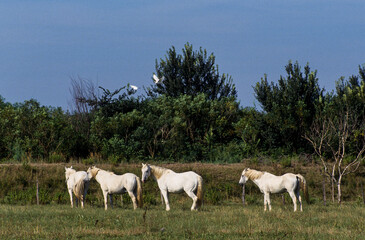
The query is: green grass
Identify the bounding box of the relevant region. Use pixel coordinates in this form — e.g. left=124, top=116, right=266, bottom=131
left=0, top=203, right=364, bottom=239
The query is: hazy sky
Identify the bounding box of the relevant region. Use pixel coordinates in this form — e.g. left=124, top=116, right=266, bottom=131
left=1, top=0, right=364, bottom=110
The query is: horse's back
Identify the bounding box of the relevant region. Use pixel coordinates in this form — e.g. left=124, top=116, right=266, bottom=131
left=162, top=171, right=200, bottom=192
left=259, top=172, right=297, bottom=193
left=122, top=173, right=138, bottom=190
left=100, top=172, right=138, bottom=193
left=67, top=171, right=88, bottom=188
left=173, top=171, right=200, bottom=181
left=75, top=171, right=89, bottom=180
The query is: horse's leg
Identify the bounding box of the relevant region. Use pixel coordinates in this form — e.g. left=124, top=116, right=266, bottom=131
left=161, top=190, right=170, bottom=211
left=68, top=189, right=74, bottom=208
left=82, top=181, right=89, bottom=209
left=127, top=191, right=137, bottom=210
left=295, top=187, right=303, bottom=212
left=264, top=193, right=271, bottom=211
left=103, top=191, right=108, bottom=210
left=185, top=190, right=198, bottom=211
left=263, top=193, right=267, bottom=211
left=267, top=193, right=272, bottom=211
left=109, top=194, right=113, bottom=209
left=121, top=194, right=123, bottom=206
left=81, top=189, right=87, bottom=209
left=288, top=191, right=297, bottom=212
left=81, top=193, right=85, bottom=209
left=160, top=192, right=164, bottom=205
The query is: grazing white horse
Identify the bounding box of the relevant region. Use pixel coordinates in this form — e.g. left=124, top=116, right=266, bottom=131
left=65, top=166, right=90, bottom=208
left=239, top=168, right=308, bottom=212
left=87, top=166, right=143, bottom=210
left=141, top=163, right=203, bottom=211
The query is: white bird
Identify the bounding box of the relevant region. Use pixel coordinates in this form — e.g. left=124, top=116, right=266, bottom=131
left=153, top=74, right=160, bottom=83
left=130, top=85, right=138, bottom=90
left=153, top=74, right=165, bottom=84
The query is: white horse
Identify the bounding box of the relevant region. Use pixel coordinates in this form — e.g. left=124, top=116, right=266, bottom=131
left=141, top=163, right=203, bottom=211
left=239, top=168, right=308, bottom=212
left=65, top=166, right=90, bottom=208
left=87, top=166, right=143, bottom=210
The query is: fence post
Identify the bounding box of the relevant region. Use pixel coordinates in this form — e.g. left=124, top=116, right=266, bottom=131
left=36, top=178, right=39, bottom=205
left=242, top=184, right=245, bottom=206
left=361, top=181, right=365, bottom=205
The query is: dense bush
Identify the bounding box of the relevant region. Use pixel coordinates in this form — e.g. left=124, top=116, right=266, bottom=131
left=0, top=62, right=364, bottom=163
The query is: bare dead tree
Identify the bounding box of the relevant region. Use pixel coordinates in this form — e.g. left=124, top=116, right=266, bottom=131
left=304, top=107, right=365, bottom=204
left=69, top=76, right=99, bottom=114
left=68, top=76, right=100, bottom=138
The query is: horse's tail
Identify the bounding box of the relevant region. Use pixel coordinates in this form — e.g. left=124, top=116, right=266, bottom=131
left=296, top=174, right=309, bottom=204
left=196, top=175, right=204, bottom=208
left=136, top=176, right=143, bottom=208
left=73, top=178, right=85, bottom=201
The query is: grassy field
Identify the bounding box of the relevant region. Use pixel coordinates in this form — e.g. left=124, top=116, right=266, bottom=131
left=0, top=202, right=364, bottom=239
left=0, top=162, right=365, bottom=239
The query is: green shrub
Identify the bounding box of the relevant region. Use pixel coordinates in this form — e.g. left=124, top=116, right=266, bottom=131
left=48, top=152, right=66, bottom=163
left=205, top=188, right=222, bottom=205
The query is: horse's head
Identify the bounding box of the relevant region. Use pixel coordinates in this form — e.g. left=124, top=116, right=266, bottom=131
left=141, top=163, right=151, bottom=183
left=239, top=168, right=249, bottom=185
left=65, top=166, right=76, bottom=180
left=87, top=166, right=99, bottom=179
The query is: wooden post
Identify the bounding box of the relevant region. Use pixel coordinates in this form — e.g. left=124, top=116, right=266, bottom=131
left=241, top=183, right=245, bottom=206
left=36, top=178, right=39, bottom=205
left=361, top=181, right=365, bottom=205
left=322, top=177, right=326, bottom=206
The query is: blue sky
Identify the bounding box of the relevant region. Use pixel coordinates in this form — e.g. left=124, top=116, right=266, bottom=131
left=1, top=0, right=364, bottom=110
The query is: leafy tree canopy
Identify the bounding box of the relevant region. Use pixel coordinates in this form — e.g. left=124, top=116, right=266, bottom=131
left=147, top=43, right=237, bottom=100
left=254, top=61, right=324, bottom=151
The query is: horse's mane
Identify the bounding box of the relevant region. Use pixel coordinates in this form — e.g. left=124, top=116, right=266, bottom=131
left=245, top=168, right=264, bottom=180
left=149, top=165, right=172, bottom=179
left=90, top=167, right=116, bottom=178
left=89, top=167, right=101, bottom=178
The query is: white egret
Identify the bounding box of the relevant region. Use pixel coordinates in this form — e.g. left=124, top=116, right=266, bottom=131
left=153, top=74, right=160, bottom=83
left=153, top=74, right=165, bottom=84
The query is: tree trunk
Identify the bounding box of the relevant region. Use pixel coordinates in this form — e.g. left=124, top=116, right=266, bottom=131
left=322, top=177, right=326, bottom=206
left=337, top=180, right=342, bottom=204
left=331, top=178, right=335, bottom=203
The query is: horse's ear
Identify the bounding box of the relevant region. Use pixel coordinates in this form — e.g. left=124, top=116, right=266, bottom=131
left=70, top=166, right=73, bottom=169
left=65, top=167, right=67, bottom=171
left=142, top=163, right=145, bottom=167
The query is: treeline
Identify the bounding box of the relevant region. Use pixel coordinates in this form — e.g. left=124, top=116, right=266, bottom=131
left=0, top=44, right=364, bottom=163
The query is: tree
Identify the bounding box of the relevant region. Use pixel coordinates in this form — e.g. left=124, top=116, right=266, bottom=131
left=304, top=105, right=365, bottom=203
left=147, top=43, right=237, bottom=100
left=254, top=61, right=324, bottom=152
left=304, top=67, right=365, bottom=203
left=335, top=65, right=365, bottom=129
